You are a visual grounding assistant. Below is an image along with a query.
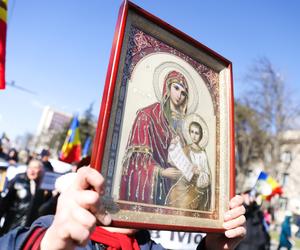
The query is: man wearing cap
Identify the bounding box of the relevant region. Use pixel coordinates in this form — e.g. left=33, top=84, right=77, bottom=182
left=40, top=149, right=54, bottom=172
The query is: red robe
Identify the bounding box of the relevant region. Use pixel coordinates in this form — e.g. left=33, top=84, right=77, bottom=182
left=119, top=102, right=173, bottom=205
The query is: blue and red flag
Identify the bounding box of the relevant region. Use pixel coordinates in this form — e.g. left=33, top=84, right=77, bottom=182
left=60, top=116, right=82, bottom=163
left=255, top=171, right=283, bottom=200
left=0, top=0, right=8, bottom=89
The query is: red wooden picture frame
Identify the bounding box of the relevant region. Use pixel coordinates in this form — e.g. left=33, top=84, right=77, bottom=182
left=91, top=0, right=235, bottom=232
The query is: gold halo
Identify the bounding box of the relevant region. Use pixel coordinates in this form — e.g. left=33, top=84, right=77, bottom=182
left=152, top=61, right=199, bottom=113
left=183, top=113, right=209, bottom=148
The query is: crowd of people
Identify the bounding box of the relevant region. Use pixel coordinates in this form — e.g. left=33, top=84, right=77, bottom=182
left=0, top=140, right=247, bottom=249
left=0, top=139, right=297, bottom=250
left=0, top=145, right=55, bottom=236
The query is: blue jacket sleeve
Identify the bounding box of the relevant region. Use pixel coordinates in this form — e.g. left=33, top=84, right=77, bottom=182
left=0, top=215, right=97, bottom=250
left=0, top=215, right=54, bottom=249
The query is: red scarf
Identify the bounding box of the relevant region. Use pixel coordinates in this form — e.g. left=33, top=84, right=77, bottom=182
left=90, top=227, right=140, bottom=250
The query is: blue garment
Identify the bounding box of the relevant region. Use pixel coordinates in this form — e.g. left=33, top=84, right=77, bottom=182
left=279, top=216, right=292, bottom=249
left=0, top=215, right=56, bottom=250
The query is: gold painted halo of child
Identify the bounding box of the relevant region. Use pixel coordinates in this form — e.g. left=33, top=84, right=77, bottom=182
left=183, top=113, right=209, bottom=148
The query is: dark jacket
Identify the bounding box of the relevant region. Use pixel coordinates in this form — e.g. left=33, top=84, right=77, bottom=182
left=42, top=160, right=54, bottom=172
left=236, top=202, right=270, bottom=250
left=0, top=173, right=51, bottom=235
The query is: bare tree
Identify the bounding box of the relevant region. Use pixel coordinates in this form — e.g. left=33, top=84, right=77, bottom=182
left=235, top=100, right=268, bottom=188
left=236, top=57, right=300, bottom=182
left=79, top=102, right=96, bottom=152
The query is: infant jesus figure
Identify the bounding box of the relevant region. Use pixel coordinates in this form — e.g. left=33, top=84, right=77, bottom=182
left=166, top=114, right=211, bottom=211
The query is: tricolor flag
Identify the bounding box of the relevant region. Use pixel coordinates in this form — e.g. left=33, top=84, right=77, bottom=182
left=0, top=0, right=7, bottom=89
left=255, top=171, right=283, bottom=200
left=60, top=116, right=82, bottom=163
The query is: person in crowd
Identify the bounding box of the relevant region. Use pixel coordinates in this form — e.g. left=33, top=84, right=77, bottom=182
left=236, top=191, right=270, bottom=250
left=38, top=156, right=92, bottom=217
left=0, top=159, right=51, bottom=235
left=263, top=207, right=272, bottom=232
left=11, top=149, right=29, bottom=177
left=0, top=141, right=8, bottom=161
left=7, top=148, right=19, bottom=165
left=5, top=148, right=20, bottom=184
left=295, top=215, right=300, bottom=238
left=18, top=149, right=31, bottom=165
left=40, top=149, right=54, bottom=172
left=0, top=167, right=246, bottom=250
left=0, top=142, right=9, bottom=194
left=277, top=211, right=293, bottom=250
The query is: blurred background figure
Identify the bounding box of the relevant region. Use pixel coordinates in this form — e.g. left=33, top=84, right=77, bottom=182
left=0, top=141, right=8, bottom=193
left=263, top=207, right=273, bottom=233
left=236, top=191, right=270, bottom=250
left=5, top=148, right=19, bottom=183
left=7, top=148, right=18, bottom=166
left=71, top=155, right=91, bottom=173
left=0, top=141, right=7, bottom=161
left=40, top=149, right=54, bottom=172
left=38, top=155, right=91, bottom=217
left=13, top=149, right=29, bottom=175
left=0, top=134, right=10, bottom=157
left=18, top=149, right=31, bottom=166
left=277, top=211, right=293, bottom=250
left=0, top=159, right=51, bottom=236
left=3, top=149, right=29, bottom=192
left=295, top=215, right=300, bottom=238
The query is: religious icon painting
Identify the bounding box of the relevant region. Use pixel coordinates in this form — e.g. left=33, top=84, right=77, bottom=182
left=91, top=1, right=235, bottom=232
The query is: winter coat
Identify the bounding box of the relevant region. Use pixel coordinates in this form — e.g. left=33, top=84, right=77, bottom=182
left=236, top=202, right=270, bottom=250
left=279, top=216, right=292, bottom=248
left=0, top=173, right=51, bottom=235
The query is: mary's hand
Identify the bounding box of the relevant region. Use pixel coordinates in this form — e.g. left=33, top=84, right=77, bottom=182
left=170, top=136, right=181, bottom=145
left=160, top=167, right=182, bottom=180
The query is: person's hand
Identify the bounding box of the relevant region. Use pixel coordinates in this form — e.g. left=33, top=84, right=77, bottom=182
left=204, top=195, right=246, bottom=250
left=160, top=167, right=182, bottom=180
left=40, top=167, right=112, bottom=250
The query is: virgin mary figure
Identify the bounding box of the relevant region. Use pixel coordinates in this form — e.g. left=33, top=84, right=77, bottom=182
left=119, top=70, right=190, bottom=205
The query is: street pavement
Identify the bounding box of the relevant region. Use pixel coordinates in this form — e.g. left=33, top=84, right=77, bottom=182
left=271, top=240, right=300, bottom=250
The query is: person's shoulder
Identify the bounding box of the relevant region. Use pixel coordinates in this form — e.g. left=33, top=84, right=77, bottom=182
left=140, top=241, right=165, bottom=250
left=13, top=173, right=28, bottom=182
left=136, top=103, right=163, bottom=122
left=138, top=102, right=161, bottom=114
left=43, top=161, right=54, bottom=171
left=7, top=172, right=27, bottom=186
left=0, top=215, right=54, bottom=249
left=135, top=230, right=166, bottom=250
left=31, top=215, right=55, bottom=228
